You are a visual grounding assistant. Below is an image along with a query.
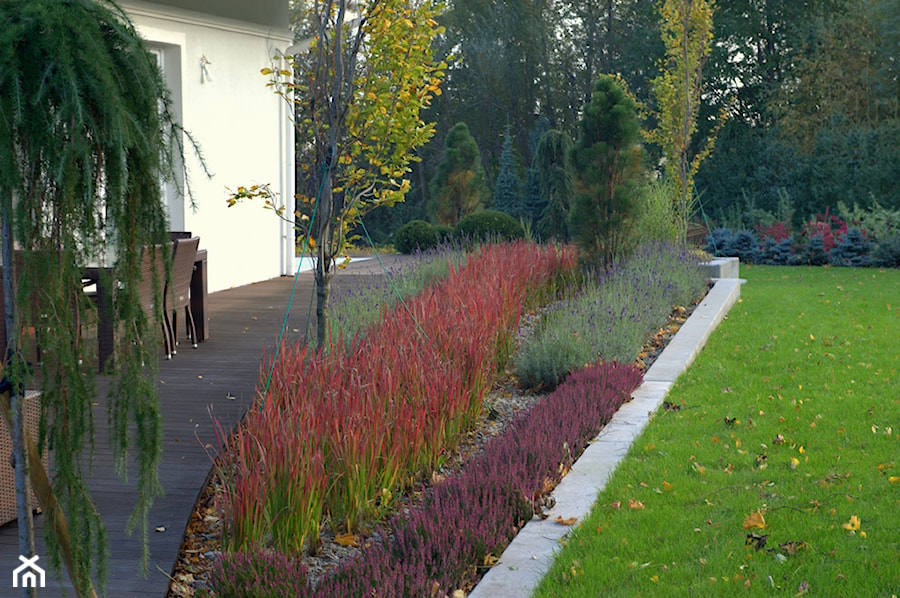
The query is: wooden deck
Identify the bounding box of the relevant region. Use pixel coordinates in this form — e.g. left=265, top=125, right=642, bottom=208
left=0, top=255, right=409, bottom=596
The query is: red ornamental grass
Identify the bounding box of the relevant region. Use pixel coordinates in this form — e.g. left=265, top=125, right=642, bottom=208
left=217, top=242, right=577, bottom=554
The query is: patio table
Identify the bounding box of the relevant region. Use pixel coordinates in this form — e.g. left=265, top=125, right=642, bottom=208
left=85, top=248, right=208, bottom=371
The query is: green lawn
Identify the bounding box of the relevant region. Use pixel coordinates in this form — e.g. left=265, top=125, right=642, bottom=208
left=534, top=265, right=900, bottom=597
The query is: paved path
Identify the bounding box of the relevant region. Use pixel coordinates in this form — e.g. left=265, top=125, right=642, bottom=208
left=0, top=254, right=409, bottom=597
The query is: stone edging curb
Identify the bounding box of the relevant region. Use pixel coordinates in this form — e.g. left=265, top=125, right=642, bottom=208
left=469, top=277, right=744, bottom=597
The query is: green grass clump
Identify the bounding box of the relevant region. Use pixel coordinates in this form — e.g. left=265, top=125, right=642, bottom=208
left=534, top=265, right=900, bottom=597
left=514, top=242, right=706, bottom=390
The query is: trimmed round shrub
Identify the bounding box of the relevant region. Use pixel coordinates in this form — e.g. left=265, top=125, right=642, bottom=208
left=394, top=220, right=439, bottom=254
left=455, top=210, right=524, bottom=244
left=434, top=224, right=455, bottom=242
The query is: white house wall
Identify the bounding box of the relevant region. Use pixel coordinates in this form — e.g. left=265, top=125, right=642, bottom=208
left=121, top=1, right=295, bottom=292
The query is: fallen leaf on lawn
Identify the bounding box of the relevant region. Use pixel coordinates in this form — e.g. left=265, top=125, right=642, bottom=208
left=555, top=515, right=578, bottom=526
left=610, top=501, right=622, bottom=509
left=773, top=433, right=785, bottom=445
left=745, top=533, right=768, bottom=550
left=629, top=498, right=645, bottom=510
left=795, top=580, right=809, bottom=596
left=779, top=541, right=808, bottom=556
left=663, top=481, right=674, bottom=492
left=841, top=515, right=860, bottom=531
left=334, top=532, right=360, bottom=547
left=742, top=509, right=766, bottom=530
left=790, top=457, right=800, bottom=470
left=663, top=401, right=682, bottom=412
left=889, top=476, right=900, bottom=484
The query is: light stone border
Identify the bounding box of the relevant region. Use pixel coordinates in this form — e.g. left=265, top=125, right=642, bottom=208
left=469, top=277, right=744, bottom=597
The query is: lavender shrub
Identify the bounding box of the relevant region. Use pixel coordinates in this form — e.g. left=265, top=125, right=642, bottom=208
left=514, top=242, right=706, bottom=390
left=322, top=244, right=467, bottom=348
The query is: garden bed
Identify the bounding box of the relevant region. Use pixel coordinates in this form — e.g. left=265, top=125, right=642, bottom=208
left=166, top=242, right=709, bottom=597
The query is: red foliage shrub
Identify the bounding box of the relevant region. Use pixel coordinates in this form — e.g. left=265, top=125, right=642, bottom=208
left=801, top=208, right=848, bottom=252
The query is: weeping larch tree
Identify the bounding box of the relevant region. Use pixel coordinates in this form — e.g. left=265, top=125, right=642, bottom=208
left=0, top=1, right=191, bottom=594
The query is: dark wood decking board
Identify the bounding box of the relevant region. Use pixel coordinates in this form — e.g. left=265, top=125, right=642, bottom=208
left=0, top=256, right=409, bottom=597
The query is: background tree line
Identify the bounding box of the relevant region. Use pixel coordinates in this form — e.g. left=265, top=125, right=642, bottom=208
left=356, top=0, right=898, bottom=243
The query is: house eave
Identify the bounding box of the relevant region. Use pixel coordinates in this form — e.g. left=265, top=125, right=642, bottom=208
left=119, top=0, right=292, bottom=43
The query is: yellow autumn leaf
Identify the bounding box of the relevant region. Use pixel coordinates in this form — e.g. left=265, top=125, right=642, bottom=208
left=742, top=509, right=766, bottom=530
left=841, top=515, right=860, bottom=531
left=334, top=532, right=359, bottom=547
left=889, top=476, right=900, bottom=484
left=629, top=498, right=645, bottom=510
left=663, top=481, right=674, bottom=492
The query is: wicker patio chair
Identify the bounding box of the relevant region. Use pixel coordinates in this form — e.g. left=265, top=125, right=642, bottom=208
left=136, top=243, right=174, bottom=359
left=167, top=236, right=199, bottom=354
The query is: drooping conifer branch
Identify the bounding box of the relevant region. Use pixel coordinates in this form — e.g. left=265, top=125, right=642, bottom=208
left=0, top=0, right=201, bottom=592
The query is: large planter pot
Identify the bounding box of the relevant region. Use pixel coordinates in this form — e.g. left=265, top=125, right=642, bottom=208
left=1, top=390, right=47, bottom=526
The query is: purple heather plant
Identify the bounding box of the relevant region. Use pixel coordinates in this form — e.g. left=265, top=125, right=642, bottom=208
left=208, top=547, right=307, bottom=598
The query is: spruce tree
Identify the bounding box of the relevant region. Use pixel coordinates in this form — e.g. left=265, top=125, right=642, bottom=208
left=492, top=125, right=524, bottom=219
left=534, top=129, right=574, bottom=242
left=569, top=75, right=644, bottom=267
